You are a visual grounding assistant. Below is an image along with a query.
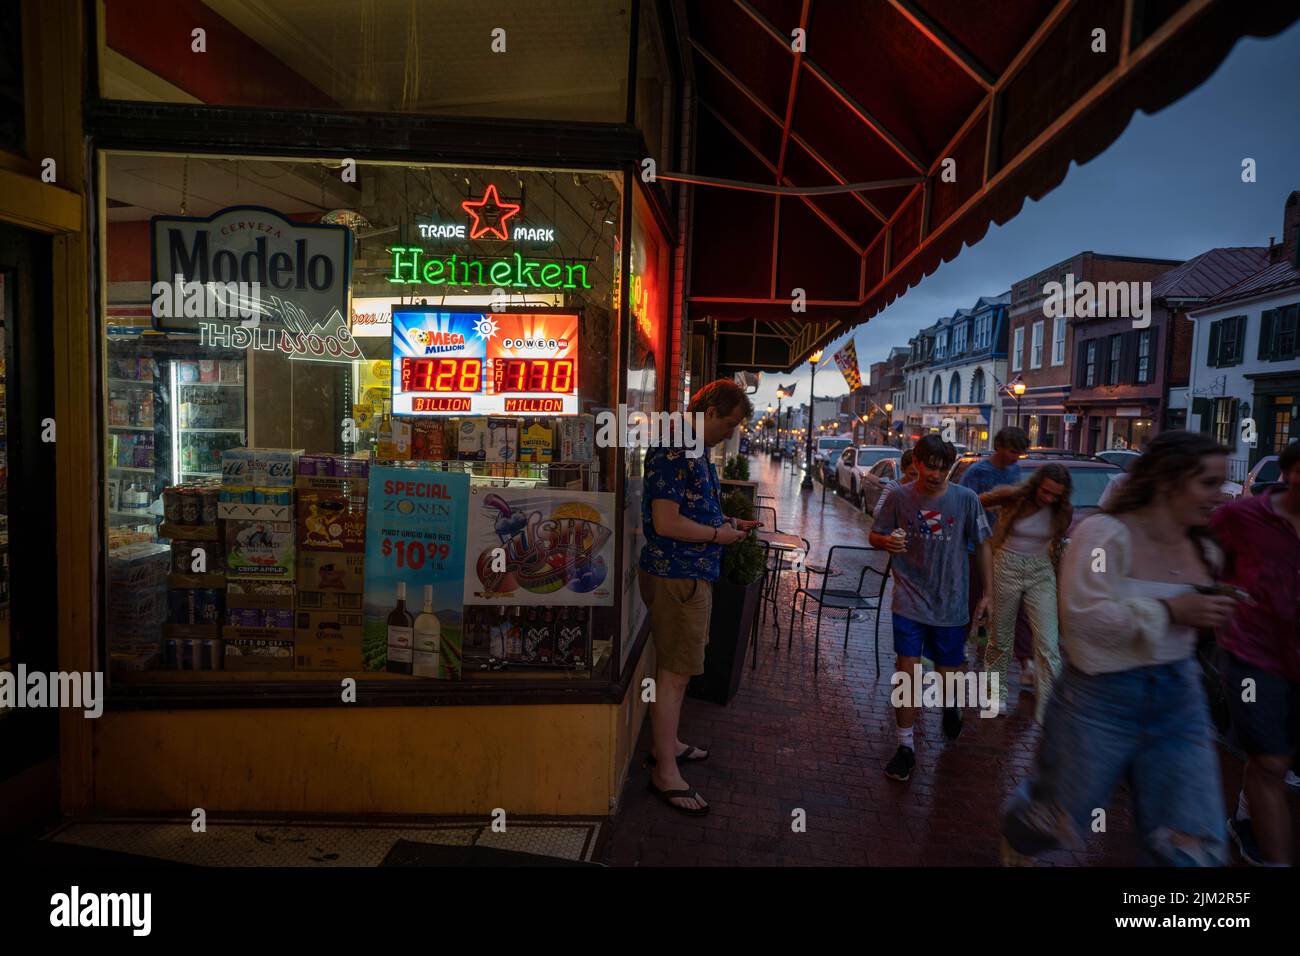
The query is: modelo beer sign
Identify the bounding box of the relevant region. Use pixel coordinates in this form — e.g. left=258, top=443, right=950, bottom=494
left=150, top=205, right=351, bottom=334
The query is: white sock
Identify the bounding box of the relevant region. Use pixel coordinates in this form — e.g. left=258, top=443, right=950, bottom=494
left=1237, top=791, right=1250, bottom=821
left=897, top=726, right=914, bottom=750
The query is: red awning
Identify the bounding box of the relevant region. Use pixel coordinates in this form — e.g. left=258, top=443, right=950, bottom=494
left=680, top=0, right=1300, bottom=375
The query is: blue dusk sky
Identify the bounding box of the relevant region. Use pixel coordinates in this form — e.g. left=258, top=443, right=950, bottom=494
left=750, top=19, right=1300, bottom=411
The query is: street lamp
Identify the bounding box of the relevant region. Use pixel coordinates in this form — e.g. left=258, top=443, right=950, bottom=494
left=884, top=402, right=896, bottom=447
left=1012, top=380, right=1026, bottom=435
left=774, top=390, right=785, bottom=458
left=802, top=350, right=823, bottom=488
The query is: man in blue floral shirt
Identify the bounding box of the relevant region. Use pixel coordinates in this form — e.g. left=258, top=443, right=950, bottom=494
left=639, top=379, right=754, bottom=815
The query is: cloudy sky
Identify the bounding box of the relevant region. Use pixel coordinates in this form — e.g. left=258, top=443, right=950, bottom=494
left=746, top=19, right=1300, bottom=411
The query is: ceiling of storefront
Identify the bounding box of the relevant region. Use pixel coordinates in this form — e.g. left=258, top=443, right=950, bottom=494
left=201, top=0, right=631, bottom=120
left=682, top=0, right=1300, bottom=375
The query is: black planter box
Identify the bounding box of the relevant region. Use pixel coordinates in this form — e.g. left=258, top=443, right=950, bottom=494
left=687, top=577, right=762, bottom=705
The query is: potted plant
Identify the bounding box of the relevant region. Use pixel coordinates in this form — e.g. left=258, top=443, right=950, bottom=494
left=688, top=490, right=766, bottom=705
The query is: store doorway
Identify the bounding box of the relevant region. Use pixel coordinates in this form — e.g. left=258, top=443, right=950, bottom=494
left=0, top=222, right=59, bottom=836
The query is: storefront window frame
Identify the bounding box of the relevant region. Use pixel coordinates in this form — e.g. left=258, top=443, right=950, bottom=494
left=85, top=95, right=678, bottom=710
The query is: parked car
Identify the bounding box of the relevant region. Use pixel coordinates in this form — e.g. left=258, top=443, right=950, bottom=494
left=1242, top=455, right=1281, bottom=497
left=835, top=445, right=902, bottom=502
left=1095, top=448, right=1141, bottom=471
left=813, top=437, right=853, bottom=482
left=858, top=457, right=905, bottom=514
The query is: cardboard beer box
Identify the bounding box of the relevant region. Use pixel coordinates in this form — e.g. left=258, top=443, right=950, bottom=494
left=411, top=419, right=447, bottom=460
left=295, top=609, right=364, bottom=644
left=557, top=414, right=595, bottom=462
left=294, top=589, right=364, bottom=611
left=456, top=418, right=488, bottom=461
left=485, top=417, right=518, bottom=463
left=518, top=419, right=554, bottom=463
left=222, top=448, right=303, bottom=487
left=297, top=551, right=366, bottom=594
left=225, top=518, right=295, bottom=578
left=297, top=490, right=367, bottom=552
left=294, top=642, right=363, bottom=671
left=223, top=637, right=294, bottom=671
left=226, top=579, right=295, bottom=610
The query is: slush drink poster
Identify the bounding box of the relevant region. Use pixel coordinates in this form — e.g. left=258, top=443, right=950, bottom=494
left=463, top=487, right=615, bottom=607
left=363, top=466, right=470, bottom=678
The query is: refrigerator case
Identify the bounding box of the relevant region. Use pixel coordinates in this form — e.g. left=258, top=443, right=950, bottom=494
left=169, top=356, right=247, bottom=485
left=105, top=345, right=162, bottom=532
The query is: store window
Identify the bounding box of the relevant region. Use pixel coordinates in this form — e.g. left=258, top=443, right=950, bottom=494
left=102, top=153, right=625, bottom=683
left=930, top=376, right=942, bottom=404
left=1052, top=316, right=1065, bottom=365
left=100, top=0, right=632, bottom=124
left=970, top=368, right=985, bottom=403
left=1084, top=340, right=1097, bottom=386
left=1136, top=329, right=1151, bottom=383
left=1130, top=417, right=1153, bottom=449
left=1030, top=320, right=1043, bottom=369
left=948, top=372, right=961, bottom=404
left=1011, top=326, right=1023, bottom=371
left=1212, top=397, right=1237, bottom=449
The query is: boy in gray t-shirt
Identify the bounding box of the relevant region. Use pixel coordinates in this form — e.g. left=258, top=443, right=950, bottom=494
left=869, top=436, right=993, bottom=782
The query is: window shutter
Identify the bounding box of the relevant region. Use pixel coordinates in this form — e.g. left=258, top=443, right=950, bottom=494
left=1076, top=340, right=1086, bottom=383
left=1258, top=309, right=1275, bottom=361
left=1192, top=397, right=1212, bottom=433
left=1229, top=398, right=1240, bottom=446
left=1232, top=315, right=1247, bottom=367
left=1146, top=326, right=1159, bottom=385
left=1207, top=320, right=1221, bottom=368
left=1122, top=332, right=1138, bottom=383
left=1285, top=304, right=1299, bottom=361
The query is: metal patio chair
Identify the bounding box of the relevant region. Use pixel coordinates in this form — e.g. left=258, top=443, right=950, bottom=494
left=752, top=504, right=808, bottom=644
left=790, top=545, right=891, bottom=673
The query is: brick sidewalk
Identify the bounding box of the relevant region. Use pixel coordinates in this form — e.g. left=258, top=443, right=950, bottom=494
left=602, top=453, right=1256, bottom=866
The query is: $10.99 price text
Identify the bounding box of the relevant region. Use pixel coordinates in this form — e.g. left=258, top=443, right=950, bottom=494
left=381, top=537, right=451, bottom=570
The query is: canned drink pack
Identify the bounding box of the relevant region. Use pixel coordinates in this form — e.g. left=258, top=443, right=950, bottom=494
left=163, top=639, right=179, bottom=669
left=168, top=587, right=223, bottom=625
left=201, top=488, right=219, bottom=523
left=180, top=490, right=201, bottom=524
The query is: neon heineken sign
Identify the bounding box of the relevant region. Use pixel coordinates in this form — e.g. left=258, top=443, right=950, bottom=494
left=388, top=247, right=592, bottom=291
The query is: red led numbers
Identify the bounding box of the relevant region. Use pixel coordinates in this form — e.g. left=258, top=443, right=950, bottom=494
left=402, top=358, right=482, bottom=393
left=497, top=359, right=575, bottom=394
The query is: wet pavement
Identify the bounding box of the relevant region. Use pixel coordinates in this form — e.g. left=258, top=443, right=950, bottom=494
left=601, top=452, right=1267, bottom=867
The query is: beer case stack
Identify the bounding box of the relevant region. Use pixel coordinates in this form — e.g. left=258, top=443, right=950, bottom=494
left=107, top=541, right=171, bottom=670
left=294, top=454, right=368, bottom=671
left=220, top=448, right=301, bottom=671
left=159, top=482, right=225, bottom=670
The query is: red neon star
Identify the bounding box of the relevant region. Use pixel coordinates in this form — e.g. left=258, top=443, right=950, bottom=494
left=461, top=184, right=521, bottom=241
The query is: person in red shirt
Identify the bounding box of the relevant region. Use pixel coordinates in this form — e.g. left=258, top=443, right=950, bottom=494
left=1210, top=440, right=1300, bottom=866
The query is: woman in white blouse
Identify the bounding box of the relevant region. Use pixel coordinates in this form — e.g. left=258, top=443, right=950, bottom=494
left=1000, top=431, right=1241, bottom=866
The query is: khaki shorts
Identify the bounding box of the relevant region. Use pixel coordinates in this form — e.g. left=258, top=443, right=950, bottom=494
left=642, top=571, right=713, bottom=676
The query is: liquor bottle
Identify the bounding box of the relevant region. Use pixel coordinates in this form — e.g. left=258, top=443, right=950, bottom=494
left=554, top=606, right=574, bottom=665
left=385, top=581, right=414, bottom=675
left=523, top=607, right=540, bottom=663
left=506, top=606, right=524, bottom=661
left=412, top=584, right=442, bottom=678
left=488, top=606, right=506, bottom=659
left=375, top=400, right=395, bottom=460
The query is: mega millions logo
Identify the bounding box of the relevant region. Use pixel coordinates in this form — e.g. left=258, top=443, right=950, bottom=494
left=410, top=327, right=466, bottom=354
left=475, top=493, right=611, bottom=596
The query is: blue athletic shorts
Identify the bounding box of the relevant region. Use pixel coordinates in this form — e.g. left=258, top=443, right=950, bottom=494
left=892, top=613, right=967, bottom=667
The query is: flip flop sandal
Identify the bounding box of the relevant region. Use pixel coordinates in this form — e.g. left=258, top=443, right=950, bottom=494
left=646, top=781, right=710, bottom=816
left=644, top=745, right=709, bottom=767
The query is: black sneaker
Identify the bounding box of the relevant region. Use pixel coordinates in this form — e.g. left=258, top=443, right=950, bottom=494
left=884, top=745, right=916, bottom=782
left=943, top=706, right=963, bottom=741
left=1227, top=816, right=1263, bottom=866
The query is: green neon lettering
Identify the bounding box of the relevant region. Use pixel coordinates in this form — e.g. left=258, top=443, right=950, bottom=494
left=515, top=252, right=539, bottom=288
left=390, top=246, right=421, bottom=283
left=565, top=263, right=590, bottom=289
left=489, top=260, right=512, bottom=285
left=458, top=258, right=483, bottom=286
left=540, top=263, right=562, bottom=288
left=423, top=258, right=445, bottom=284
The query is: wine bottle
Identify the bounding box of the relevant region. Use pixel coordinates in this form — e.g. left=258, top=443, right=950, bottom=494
left=412, top=584, right=441, bottom=678
left=385, top=581, right=414, bottom=675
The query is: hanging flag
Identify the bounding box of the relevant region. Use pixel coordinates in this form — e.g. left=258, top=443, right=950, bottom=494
left=832, top=340, right=862, bottom=392
left=778, top=382, right=798, bottom=398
